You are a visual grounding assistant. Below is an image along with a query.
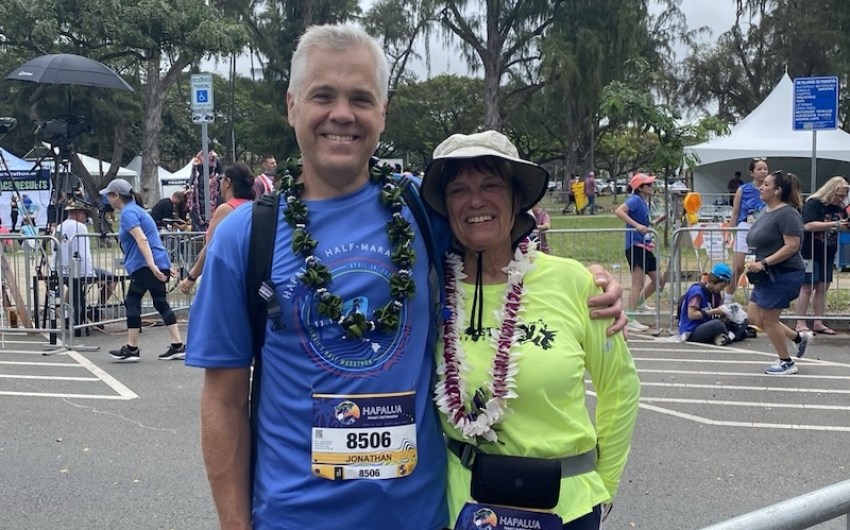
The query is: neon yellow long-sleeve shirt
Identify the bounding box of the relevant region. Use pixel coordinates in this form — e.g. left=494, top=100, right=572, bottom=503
left=437, top=252, right=641, bottom=525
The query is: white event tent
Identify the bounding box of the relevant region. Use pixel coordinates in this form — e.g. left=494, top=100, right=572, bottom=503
left=158, top=160, right=194, bottom=199
left=685, top=74, right=850, bottom=195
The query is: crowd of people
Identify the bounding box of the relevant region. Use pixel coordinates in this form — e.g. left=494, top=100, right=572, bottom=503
left=4, top=21, right=850, bottom=530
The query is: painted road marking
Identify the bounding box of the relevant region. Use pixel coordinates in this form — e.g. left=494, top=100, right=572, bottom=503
left=596, top=336, right=850, bottom=432
left=0, top=350, right=138, bottom=400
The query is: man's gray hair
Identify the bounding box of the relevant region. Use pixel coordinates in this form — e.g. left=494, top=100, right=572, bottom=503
left=289, top=24, right=389, bottom=103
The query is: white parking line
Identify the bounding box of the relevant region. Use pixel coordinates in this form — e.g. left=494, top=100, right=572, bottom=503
left=638, top=402, right=850, bottom=432
left=641, top=396, right=850, bottom=411
left=614, top=336, right=850, bottom=432
left=0, top=350, right=138, bottom=400
left=639, top=369, right=850, bottom=380
left=0, top=374, right=100, bottom=381
left=639, top=381, right=850, bottom=394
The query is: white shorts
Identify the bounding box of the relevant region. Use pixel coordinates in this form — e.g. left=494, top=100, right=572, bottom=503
left=734, top=221, right=751, bottom=254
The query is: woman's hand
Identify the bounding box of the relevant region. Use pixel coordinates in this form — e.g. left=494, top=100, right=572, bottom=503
left=151, top=267, right=168, bottom=282
left=586, top=264, right=627, bottom=336
left=746, top=260, right=765, bottom=273
left=179, top=277, right=195, bottom=294
left=636, top=224, right=649, bottom=235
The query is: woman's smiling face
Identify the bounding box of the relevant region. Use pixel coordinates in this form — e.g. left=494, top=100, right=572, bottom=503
left=445, top=167, right=516, bottom=253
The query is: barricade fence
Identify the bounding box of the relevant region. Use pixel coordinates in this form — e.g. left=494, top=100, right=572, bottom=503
left=0, top=230, right=204, bottom=350
left=0, top=233, right=66, bottom=351
left=541, top=227, right=662, bottom=328
left=698, top=478, right=850, bottom=530
left=669, top=224, right=850, bottom=330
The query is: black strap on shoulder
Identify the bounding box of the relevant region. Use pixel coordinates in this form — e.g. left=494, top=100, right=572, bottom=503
left=246, top=191, right=280, bottom=489
left=396, top=175, right=437, bottom=269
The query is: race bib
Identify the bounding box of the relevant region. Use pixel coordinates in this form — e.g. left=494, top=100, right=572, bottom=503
left=311, top=392, right=417, bottom=480
left=455, top=502, right=562, bottom=530
left=745, top=248, right=757, bottom=264
left=803, top=258, right=813, bottom=274
left=746, top=209, right=762, bottom=224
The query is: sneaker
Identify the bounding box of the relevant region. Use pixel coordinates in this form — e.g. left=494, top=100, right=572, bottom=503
left=109, top=345, right=140, bottom=362
left=795, top=330, right=813, bottom=358
left=638, top=301, right=655, bottom=311
left=713, top=333, right=731, bottom=346
left=159, top=343, right=186, bottom=361
left=626, top=319, right=649, bottom=332
left=765, top=359, right=798, bottom=375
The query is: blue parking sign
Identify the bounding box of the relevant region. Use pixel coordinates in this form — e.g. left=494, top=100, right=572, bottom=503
left=196, top=89, right=209, bottom=103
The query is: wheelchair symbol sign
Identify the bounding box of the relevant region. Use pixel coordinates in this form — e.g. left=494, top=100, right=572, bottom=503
left=190, top=73, right=214, bottom=111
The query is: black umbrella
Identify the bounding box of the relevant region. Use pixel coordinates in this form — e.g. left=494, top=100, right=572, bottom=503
left=4, top=53, right=133, bottom=91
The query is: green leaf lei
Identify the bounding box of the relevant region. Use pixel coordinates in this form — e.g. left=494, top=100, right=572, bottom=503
left=278, top=158, right=416, bottom=339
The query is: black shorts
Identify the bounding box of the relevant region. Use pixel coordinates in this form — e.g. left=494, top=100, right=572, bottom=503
left=626, top=245, right=657, bottom=273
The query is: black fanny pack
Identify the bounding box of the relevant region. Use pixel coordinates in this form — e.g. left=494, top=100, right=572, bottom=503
left=448, top=439, right=596, bottom=511
left=746, top=268, right=772, bottom=285
left=471, top=452, right=562, bottom=509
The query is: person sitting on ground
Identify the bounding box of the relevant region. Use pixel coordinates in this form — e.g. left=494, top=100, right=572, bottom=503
left=677, top=263, right=747, bottom=345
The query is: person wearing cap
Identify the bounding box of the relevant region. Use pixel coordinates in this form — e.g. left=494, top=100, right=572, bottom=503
left=677, top=263, right=739, bottom=345
left=55, top=201, right=116, bottom=336
left=100, top=178, right=184, bottom=362
left=422, top=130, right=639, bottom=529
left=615, top=173, right=666, bottom=332
left=184, top=24, right=626, bottom=530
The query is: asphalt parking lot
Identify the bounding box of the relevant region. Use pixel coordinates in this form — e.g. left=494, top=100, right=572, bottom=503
left=2, top=324, right=849, bottom=529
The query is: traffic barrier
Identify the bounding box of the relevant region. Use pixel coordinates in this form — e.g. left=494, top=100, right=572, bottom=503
left=0, top=233, right=66, bottom=353
left=541, top=227, right=663, bottom=329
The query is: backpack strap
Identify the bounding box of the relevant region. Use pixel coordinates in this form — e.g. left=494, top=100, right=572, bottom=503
left=396, top=175, right=438, bottom=274
left=246, top=191, right=280, bottom=490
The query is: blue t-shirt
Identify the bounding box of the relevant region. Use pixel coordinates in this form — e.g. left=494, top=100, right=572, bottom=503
left=185, top=181, right=448, bottom=530
left=735, top=183, right=766, bottom=224
left=118, top=201, right=170, bottom=274
left=677, top=283, right=719, bottom=335
left=623, top=194, right=652, bottom=249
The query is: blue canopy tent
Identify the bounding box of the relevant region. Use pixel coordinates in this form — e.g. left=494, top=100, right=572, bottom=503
left=0, top=146, right=51, bottom=228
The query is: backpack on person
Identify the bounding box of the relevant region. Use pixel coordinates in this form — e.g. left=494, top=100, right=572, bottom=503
left=243, top=169, right=444, bottom=489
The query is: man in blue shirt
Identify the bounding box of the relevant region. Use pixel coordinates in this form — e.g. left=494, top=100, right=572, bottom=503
left=185, top=24, right=626, bottom=530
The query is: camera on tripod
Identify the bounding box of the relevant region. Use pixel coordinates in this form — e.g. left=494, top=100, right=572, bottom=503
left=42, top=115, right=92, bottom=157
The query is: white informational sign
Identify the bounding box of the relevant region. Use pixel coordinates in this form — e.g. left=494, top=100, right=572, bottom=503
left=190, top=73, right=214, bottom=113
left=192, top=112, right=215, bottom=124
left=691, top=223, right=727, bottom=261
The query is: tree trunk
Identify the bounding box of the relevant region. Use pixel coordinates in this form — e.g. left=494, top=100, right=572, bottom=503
left=140, top=52, right=193, bottom=204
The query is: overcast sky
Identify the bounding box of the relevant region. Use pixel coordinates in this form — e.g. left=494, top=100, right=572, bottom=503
left=206, top=1, right=741, bottom=80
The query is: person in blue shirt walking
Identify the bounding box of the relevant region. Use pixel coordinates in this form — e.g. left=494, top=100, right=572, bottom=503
left=616, top=173, right=666, bottom=332
left=100, top=179, right=184, bottom=362
left=726, top=158, right=768, bottom=302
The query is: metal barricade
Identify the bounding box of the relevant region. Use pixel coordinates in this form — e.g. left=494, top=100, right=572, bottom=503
left=668, top=225, right=850, bottom=330
left=698, top=478, right=850, bottom=530
left=63, top=231, right=203, bottom=346
left=544, top=227, right=662, bottom=328
left=0, top=233, right=66, bottom=353
left=668, top=225, right=742, bottom=330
